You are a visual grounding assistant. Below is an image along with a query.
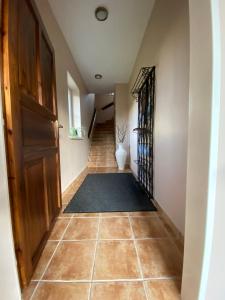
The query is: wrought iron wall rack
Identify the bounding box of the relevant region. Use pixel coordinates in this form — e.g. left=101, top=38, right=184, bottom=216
left=131, top=66, right=155, bottom=199
left=131, top=67, right=155, bottom=100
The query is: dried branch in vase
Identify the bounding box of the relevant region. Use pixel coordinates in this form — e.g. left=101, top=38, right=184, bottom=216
left=116, top=124, right=127, bottom=143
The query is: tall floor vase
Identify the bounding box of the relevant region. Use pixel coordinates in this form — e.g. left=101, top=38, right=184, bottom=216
left=115, top=143, right=127, bottom=170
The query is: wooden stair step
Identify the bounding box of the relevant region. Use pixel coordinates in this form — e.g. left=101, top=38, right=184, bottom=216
left=92, top=142, right=115, bottom=147
left=88, top=119, right=117, bottom=169
left=89, top=152, right=115, bottom=157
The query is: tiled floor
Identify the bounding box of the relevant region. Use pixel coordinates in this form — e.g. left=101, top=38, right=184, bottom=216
left=23, top=170, right=183, bottom=300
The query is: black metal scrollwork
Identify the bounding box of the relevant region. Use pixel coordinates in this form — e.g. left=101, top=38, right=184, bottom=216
left=132, top=67, right=155, bottom=199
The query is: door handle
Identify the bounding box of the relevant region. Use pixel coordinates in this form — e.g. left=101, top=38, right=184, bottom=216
left=54, top=120, right=63, bottom=128
left=53, top=121, right=63, bottom=140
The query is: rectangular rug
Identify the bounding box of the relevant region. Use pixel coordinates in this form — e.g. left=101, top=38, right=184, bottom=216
left=64, top=173, right=157, bottom=213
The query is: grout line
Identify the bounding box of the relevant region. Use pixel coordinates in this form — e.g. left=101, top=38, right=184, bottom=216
left=87, top=214, right=101, bottom=300
left=129, top=215, right=159, bottom=219
left=58, top=214, right=159, bottom=219
left=100, top=215, right=129, bottom=218
left=30, top=275, right=181, bottom=284
left=105, top=237, right=170, bottom=241
left=30, top=214, right=74, bottom=300
left=143, top=281, right=149, bottom=300
left=47, top=238, right=89, bottom=242
left=59, top=216, right=99, bottom=219
left=72, top=216, right=100, bottom=219
left=128, top=214, right=149, bottom=300
left=143, top=276, right=182, bottom=281
left=48, top=237, right=170, bottom=243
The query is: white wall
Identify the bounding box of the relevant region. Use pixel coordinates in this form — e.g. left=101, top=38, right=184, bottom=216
left=95, top=94, right=114, bottom=124
left=182, top=0, right=225, bottom=299
left=35, top=0, right=95, bottom=191
left=205, top=1, right=225, bottom=298
left=128, top=0, right=189, bottom=234
left=115, top=84, right=130, bottom=160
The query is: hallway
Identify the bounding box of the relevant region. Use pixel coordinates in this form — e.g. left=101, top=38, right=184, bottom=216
left=23, top=170, right=183, bottom=300
left=2, top=0, right=225, bottom=299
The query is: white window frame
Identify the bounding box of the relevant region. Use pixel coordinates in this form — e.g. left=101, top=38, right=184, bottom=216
left=67, top=72, right=82, bottom=139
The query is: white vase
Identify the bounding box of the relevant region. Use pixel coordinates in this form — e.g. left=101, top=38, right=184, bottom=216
left=115, top=143, right=127, bottom=170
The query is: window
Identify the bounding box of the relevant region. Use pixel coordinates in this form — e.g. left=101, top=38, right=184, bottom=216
left=67, top=72, right=82, bottom=138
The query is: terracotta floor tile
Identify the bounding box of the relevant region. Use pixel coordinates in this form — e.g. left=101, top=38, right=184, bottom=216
left=173, top=238, right=184, bottom=255
left=129, top=211, right=158, bottom=217
left=71, top=182, right=81, bottom=190
left=65, top=187, right=76, bottom=194
left=99, top=217, right=132, bottom=239
left=22, top=281, right=38, bottom=300
left=91, top=282, right=147, bottom=300
left=59, top=205, right=73, bottom=218
left=49, top=219, right=70, bottom=240
left=131, top=217, right=167, bottom=238
left=137, top=239, right=182, bottom=278
left=93, top=241, right=140, bottom=280
left=87, top=168, right=98, bottom=173
left=32, top=241, right=58, bottom=280
left=73, top=213, right=99, bottom=217
left=43, top=241, right=95, bottom=280
left=32, top=282, right=90, bottom=300
left=158, top=215, right=179, bottom=238
left=100, top=212, right=128, bottom=217
left=145, top=279, right=181, bottom=300
left=63, top=218, right=98, bottom=240
left=62, top=193, right=74, bottom=204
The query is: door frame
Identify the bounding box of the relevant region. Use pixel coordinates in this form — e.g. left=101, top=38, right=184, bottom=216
left=0, top=81, right=21, bottom=299
left=1, top=0, right=62, bottom=289
left=0, top=2, right=21, bottom=295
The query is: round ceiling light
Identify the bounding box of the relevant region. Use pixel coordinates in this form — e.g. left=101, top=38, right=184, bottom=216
left=95, top=74, right=103, bottom=79
left=95, top=7, right=108, bottom=21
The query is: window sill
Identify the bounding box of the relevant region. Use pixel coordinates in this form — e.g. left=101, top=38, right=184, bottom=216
left=68, top=136, right=84, bottom=140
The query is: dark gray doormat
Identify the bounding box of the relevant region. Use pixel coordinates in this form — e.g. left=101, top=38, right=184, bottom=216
left=64, top=173, right=157, bottom=213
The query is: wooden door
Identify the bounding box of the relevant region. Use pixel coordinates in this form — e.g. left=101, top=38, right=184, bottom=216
left=2, top=0, right=62, bottom=287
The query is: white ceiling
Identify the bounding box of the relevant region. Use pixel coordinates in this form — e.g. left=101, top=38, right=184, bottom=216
left=48, top=0, right=155, bottom=94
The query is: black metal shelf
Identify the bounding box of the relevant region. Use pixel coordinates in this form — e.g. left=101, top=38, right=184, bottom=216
left=131, top=67, right=155, bottom=100
left=133, top=127, right=150, bottom=133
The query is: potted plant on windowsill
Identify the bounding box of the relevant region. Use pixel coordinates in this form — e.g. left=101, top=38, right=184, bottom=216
left=116, top=124, right=127, bottom=170
left=69, top=127, right=85, bottom=140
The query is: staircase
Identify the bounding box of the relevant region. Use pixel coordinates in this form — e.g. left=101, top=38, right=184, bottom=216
left=88, top=119, right=117, bottom=169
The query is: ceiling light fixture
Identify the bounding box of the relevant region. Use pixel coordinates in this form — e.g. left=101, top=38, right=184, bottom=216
left=95, top=6, right=108, bottom=21
left=95, top=74, right=103, bottom=79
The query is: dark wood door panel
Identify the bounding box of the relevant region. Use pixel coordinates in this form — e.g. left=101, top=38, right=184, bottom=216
left=40, top=33, right=54, bottom=114
left=20, top=92, right=57, bottom=121
left=24, top=158, right=48, bottom=259
left=18, top=0, right=38, bottom=99
left=21, top=106, right=56, bottom=147
left=45, top=153, right=61, bottom=223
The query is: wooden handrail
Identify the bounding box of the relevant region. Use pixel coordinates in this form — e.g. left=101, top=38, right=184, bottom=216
left=101, top=102, right=114, bottom=110
left=88, top=108, right=97, bottom=138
